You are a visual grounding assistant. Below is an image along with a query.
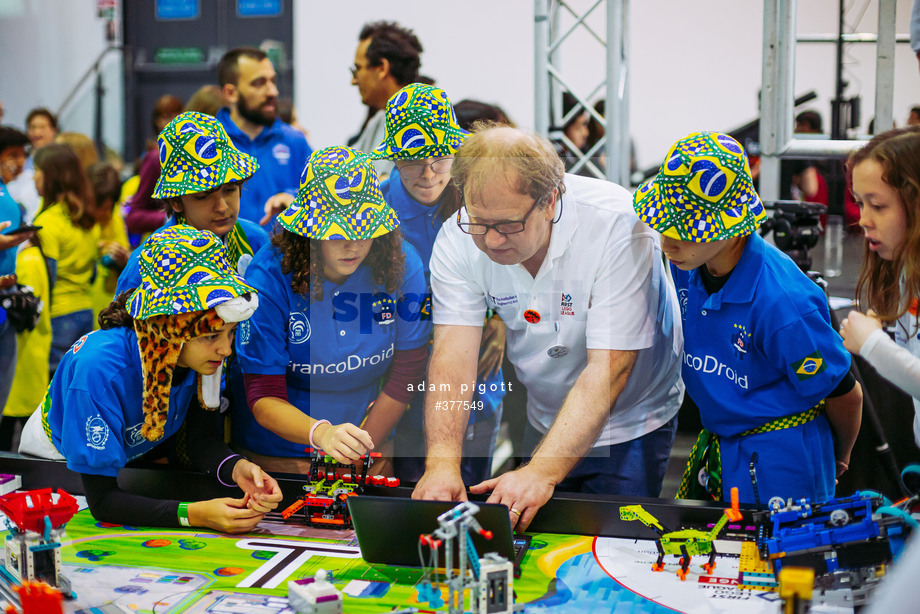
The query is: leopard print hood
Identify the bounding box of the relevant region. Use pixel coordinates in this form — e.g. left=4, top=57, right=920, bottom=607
left=133, top=309, right=225, bottom=442
left=127, top=226, right=260, bottom=442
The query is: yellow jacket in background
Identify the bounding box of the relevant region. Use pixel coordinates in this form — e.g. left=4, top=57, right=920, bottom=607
left=4, top=244, right=51, bottom=418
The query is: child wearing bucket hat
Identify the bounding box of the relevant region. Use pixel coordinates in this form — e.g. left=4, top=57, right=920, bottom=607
left=115, top=112, right=272, bottom=456
left=20, top=226, right=282, bottom=532
left=370, top=83, right=506, bottom=484
left=117, top=111, right=269, bottom=295
left=234, top=146, right=431, bottom=473
left=634, top=132, right=862, bottom=505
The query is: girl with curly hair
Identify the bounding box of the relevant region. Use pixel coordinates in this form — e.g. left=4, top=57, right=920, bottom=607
left=840, top=126, right=920, bottom=448
left=234, top=147, right=431, bottom=472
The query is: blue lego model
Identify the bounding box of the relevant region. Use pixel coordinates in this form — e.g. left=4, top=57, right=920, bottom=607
left=756, top=492, right=915, bottom=577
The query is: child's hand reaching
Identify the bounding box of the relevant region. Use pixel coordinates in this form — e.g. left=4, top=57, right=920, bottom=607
left=231, top=459, right=283, bottom=514
left=314, top=421, right=374, bottom=464
left=839, top=310, right=882, bottom=355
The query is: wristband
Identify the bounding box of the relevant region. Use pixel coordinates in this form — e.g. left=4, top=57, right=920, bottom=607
left=309, top=419, right=331, bottom=450
left=178, top=502, right=191, bottom=527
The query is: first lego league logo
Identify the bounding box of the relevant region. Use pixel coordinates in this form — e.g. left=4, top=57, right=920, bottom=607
left=560, top=293, right=574, bottom=316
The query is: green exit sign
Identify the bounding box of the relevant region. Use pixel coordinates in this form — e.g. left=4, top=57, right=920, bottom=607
left=155, top=47, right=205, bottom=64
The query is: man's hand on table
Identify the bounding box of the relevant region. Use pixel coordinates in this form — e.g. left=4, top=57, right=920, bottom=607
left=470, top=463, right=555, bottom=531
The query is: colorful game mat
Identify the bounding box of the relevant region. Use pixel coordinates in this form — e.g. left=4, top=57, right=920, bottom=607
left=0, top=507, right=795, bottom=613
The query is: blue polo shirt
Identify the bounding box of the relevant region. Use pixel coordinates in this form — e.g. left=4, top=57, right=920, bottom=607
left=234, top=240, right=431, bottom=456
left=381, top=171, right=441, bottom=286
left=0, top=179, right=23, bottom=276
left=674, top=232, right=849, bottom=503
left=381, top=171, right=504, bottom=425
left=115, top=218, right=268, bottom=436
left=42, top=327, right=199, bottom=477
left=216, top=108, right=312, bottom=225
left=116, top=217, right=269, bottom=294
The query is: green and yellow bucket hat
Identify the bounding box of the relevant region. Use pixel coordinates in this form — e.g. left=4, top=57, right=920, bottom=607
left=371, top=83, right=468, bottom=160
left=633, top=132, right=766, bottom=242
left=277, top=146, right=399, bottom=240
left=128, top=225, right=257, bottom=319
left=126, top=225, right=258, bottom=442
left=153, top=111, right=258, bottom=199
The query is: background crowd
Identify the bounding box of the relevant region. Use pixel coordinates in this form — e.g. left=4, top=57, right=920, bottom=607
left=2, top=20, right=920, bottom=532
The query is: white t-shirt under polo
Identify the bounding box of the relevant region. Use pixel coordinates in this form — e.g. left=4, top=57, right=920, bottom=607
left=430, top=174, right=684, bottom=447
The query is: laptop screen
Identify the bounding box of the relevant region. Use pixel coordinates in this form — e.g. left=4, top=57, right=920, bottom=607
left=348, top=496, right=524, bottom=568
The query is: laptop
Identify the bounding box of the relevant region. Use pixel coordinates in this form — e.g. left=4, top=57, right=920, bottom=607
left=348, top=496, right=531, bottom=569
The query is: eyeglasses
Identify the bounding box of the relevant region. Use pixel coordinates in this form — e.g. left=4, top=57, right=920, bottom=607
left=397, top=157, right=454, bottom=179
left=456, top=190, right=554, bottom=236
left=350, top=62, right=377, bottom=78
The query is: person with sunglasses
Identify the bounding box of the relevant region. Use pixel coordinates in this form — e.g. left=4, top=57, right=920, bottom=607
left=371, top=83, right=507, bottom=485
left=412, top=125, right=684, bottom=531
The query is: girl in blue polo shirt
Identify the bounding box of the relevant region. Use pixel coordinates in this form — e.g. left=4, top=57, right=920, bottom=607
left=234, top=146, right=430, bottom=472
left=371, top=83, right=506, bottom=484
left=19, top=226, right=282, bottom=532
left=115, top=113, right=271, bottom=444
left=634, top=132, right=863, bottom=505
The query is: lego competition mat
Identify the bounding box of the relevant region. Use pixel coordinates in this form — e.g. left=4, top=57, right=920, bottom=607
left=0, top=505, right=814, bottom=614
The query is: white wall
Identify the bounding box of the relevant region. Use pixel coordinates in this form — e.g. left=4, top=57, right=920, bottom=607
left=295, top=0, right=920, bottom=171
left=293, top=0, right=535, bottom=152
left=0, top=0, right=122, bottom=153
left=627, top=1, right=767, bottom=168
left=1, top=0, right=917, bottom=171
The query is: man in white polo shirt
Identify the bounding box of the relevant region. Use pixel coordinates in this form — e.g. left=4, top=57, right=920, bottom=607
left=412, top=126, right=684, bottom=529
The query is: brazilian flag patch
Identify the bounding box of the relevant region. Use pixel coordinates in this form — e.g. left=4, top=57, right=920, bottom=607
left=39, top=386, right=54, bottom=442
left=791, top=350, right=827, bottom=381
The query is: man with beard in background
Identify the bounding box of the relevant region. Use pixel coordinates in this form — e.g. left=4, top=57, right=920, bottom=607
left=217, top=48, right=312, bottom=226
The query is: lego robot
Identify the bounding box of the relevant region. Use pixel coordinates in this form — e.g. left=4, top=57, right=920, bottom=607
left=620, top=487, right=743, bottom=580
left=281, top=448, right=399, bottom=530
left=0, top=488, right=78, bottom=599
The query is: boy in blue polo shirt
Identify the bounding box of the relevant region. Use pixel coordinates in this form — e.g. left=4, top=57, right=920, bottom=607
left=633, top=132, right=863, bottom=505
